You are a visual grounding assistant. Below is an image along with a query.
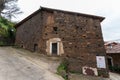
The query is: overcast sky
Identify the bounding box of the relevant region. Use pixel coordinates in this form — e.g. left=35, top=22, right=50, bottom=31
left=16, top=0, right=120, bottom=41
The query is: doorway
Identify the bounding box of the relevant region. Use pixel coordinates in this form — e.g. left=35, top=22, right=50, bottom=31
left=107, top=57, right=113, bottom=67
left=52, top=43, right=58, bottom=55
left=34, top=44, right=38, bottom=52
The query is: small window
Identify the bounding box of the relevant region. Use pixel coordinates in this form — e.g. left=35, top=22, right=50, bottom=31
left=34, top=44, right=38, bottom=52
left=94, top=26, right=98, bottom=28
left=87, top=45, right=90, bottom=47
left=108, top=45, right=112, bottom=49
left=83, top=35, right=86, bottom=38
left=45, top=33, right=48, bottom=35
left=80, top=28, right=83, bottom=30
left=98, top=44, right=101, bottom=47
left=76, top=25, right=79, bottom=29
left=96, top=35, right=99, bottom=37
left=75, top=46, right=77, bottom=48
left=21, top=45, right=23, bottom=48
left=53, top=27, right=58, bottom=31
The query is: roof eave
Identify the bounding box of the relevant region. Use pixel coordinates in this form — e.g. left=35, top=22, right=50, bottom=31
left=41, top=6, right=105, bottom=22
left=15, top=6, right=105, bottom=28
left=14, top=9, right=41, bottom=28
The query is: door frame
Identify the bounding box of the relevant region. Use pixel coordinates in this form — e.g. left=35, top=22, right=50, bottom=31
left=50, top=42, right=59, bottom=55
left=107, top=56, right=114, bottom=67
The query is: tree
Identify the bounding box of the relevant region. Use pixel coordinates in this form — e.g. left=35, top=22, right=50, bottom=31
left=0, top=0, right=4, bottom=14
left=0, top=17, right=15, bottom=45
left=0, top=17, right=15, bottom=37
left=0, top=0, right=22, bottom=20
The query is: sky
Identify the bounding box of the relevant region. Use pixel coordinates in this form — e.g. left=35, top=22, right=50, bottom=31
left=15, top=0, right=120, bottom=41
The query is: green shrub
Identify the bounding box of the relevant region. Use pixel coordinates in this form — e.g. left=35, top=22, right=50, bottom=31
left=109, top=66, right=120, bottom=73
left=57, top=58, right=69, bottom=80
left=12, top=45, right=21, bottom=48
left=0, top=41, right=6, bottom=46
left=69, top=70, right=81, bottom=74
left=0, top=17, right=16, bottom=45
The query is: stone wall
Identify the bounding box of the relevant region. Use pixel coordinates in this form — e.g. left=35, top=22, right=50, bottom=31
left=15, top=9, right=109, bottom=77
left=42, top=10, right=108, bottom=77
left=15, top=12, right=43, bottom=51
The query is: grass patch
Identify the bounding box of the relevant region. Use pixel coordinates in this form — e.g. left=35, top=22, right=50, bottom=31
left=0, top=41, right=7, bottom=46
left=109, top=66, right=120, bottom=74
left=12, top=45, right=21, bottom=49
left=69, top=70, right=81, bottom=75
left=57, top=58, right=69, bottom=80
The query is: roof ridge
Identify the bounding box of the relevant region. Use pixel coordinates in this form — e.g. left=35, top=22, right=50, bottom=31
left=41, top=6, right=105, bottom=21
left=15, top=6, right=105, bottom=28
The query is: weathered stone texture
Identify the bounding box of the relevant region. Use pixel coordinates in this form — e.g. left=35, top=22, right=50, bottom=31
left=15, top=8, right=108, bottom=77
left=42, top=10, right=105, bottom=56
left=15, top=12, right=43, bottom=51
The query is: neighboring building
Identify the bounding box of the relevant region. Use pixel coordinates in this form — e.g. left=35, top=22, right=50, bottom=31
left=105, top=42, right=120, bottom=67
left=15, top=7, right=108, bottom=77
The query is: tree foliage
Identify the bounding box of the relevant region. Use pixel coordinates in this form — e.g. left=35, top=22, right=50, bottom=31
left=0, top=17, right=15, bottom=38
left=0, top=0, right=22, bottom=20
left=0, top=0, right=4, bottom=13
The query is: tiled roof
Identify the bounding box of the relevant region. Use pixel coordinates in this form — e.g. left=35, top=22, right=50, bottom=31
left=105, top=42, right=120, bottom=53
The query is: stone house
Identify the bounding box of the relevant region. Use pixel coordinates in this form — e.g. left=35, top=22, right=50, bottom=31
left=105, top=42, right=120, bottom=67
left=15, top=7, right=108, bottom=77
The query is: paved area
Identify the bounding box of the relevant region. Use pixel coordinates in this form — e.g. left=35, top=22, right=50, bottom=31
left=0, top=47, right=120, bottom=80
left=110, top=72, right=120, bottom=80
left=0, top=47, right=64, bottom=80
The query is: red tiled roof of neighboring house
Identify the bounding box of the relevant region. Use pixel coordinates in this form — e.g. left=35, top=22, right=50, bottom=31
left=105, top=42, right=120, bottom=53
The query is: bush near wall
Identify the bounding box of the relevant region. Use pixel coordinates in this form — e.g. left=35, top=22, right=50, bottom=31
left=109, top=66, right=120, bottom=74
left=0, top=17, right=15, bottom=46
left=57, top=58, right=69, bottom=80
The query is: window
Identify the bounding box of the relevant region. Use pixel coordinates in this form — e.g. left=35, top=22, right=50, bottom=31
left=96, top=35, right=99, bottom=37
left=95, top=26, right=98, bottom=28
left=108, top=45, right=112, bottom=49
left=80, top=28, right=83, bottom=30
left=45, top=33, right=48, bottom=35
left=53, top=27, right=58, bottom=31
left=98, top=44, right=102, bottom=47
left=75, top=25, right=79, bottom=29
left=34, top=44, right=38, bottom=52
